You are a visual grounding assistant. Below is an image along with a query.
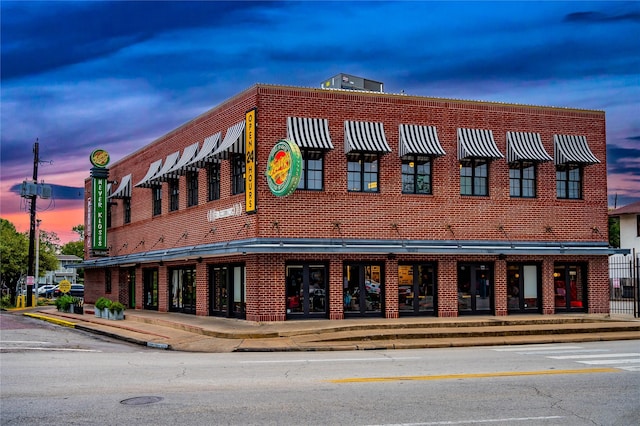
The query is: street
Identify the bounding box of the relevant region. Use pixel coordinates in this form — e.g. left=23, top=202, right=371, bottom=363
left=1, top=312, right=639, bottom=425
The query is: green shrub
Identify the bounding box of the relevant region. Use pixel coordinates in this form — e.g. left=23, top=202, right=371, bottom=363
left=0, top=294, right=12, bottom=309
left=95, top=297, right=112, bottom=310
left=55, top=294, right=74, bottom=311
left=109, top=301, right=125, bottom=313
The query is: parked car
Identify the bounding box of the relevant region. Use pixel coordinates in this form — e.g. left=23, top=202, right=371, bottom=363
left=37, top=285, right=56, bottom=297
left=53, top=284, right=84, bottom=298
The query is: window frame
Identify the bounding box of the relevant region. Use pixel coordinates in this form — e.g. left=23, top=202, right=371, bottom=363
left=509, top=161, right=536, bottom=198
left=123, top=198, right=131, bottom=224
left=297, top=149, right=325, bottom=191
left=168, top=179, right=179, bottom=212
left=152, top=187, right=162, bottom=216
left=556, top=163, right=583, bottom=199
left=347, top=152, right=380, bottom=193
left=207, top=162, right=220, bottom=201
left=186, top=171, right=198, bottom=207
left=402, top=155, right=432, bottom=195
left=231, top=154, right=245, bottom=195
left=460, top=158, right=488, bottom=196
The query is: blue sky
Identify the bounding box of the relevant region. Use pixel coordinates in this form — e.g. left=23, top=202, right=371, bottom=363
left=1, top=1, right=639, bottom=243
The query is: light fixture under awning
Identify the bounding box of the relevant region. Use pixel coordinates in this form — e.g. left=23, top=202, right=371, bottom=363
left=287, top=117, right=334, bottom=150
left=399, top=124, right=445, bottom=157
left=108, top=174, right=132, bottom=199
left=554, top=134, right=600, bottom=165
left=507, top=132, right=552, bottom=163
left=210, top=121, right=246, bottom=160
left=165, top=142, right=200, bottom=179
left=457, top=128, right=504, bottom=160
left=344, top=120, right=391, bottom=154
left=135, top=159, right=163, bottom=188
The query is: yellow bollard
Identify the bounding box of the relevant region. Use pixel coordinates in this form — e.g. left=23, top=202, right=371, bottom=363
left=16, top=295, right=25, bottom=308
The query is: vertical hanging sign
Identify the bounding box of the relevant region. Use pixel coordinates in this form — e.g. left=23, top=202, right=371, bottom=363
left=245, top=108, right=257, bottom=213
left=89, top=149, right=110, bottom=254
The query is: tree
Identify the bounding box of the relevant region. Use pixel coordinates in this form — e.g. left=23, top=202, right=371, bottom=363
left=61, top=241, right=84, bottom=258
left=0, top=218, right=59, bottom=304
left=609, top=217, right=620, bottom=248
left=72, top=224, right=85, bottom=240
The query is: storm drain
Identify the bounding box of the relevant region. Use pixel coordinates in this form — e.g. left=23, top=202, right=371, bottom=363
left=120, top=396, right=164, bottom=405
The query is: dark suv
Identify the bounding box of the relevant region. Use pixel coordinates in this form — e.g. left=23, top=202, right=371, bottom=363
left=54, top=284, right=84, bottom=298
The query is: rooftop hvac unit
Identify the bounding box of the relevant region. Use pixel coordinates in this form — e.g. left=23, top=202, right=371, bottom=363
left=321, top=73, right=383, bottom=92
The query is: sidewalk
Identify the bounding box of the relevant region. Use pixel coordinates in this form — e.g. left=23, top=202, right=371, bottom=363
left=14, top=306, right=640, bottom=353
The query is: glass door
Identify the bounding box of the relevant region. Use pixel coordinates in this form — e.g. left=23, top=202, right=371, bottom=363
left=507, top=263, right=540, bottom=313
left=209, top=265, right=245, bottom=318
left=143, top=268, right=158, bottom=311
left=458, top=263, right=493, bottom=314
left=209, top=266, right=228, bottom=316
left=127, top=267, right=135, bottom=309
left=398, top=263, right=436, bottom=315
left=286, top=264, right=328, bottom=318
left=554, top=264, right=587, bottom=312
left=170, top=267, right=196, bottom=314
left=344, top=262, right=383, bottom=316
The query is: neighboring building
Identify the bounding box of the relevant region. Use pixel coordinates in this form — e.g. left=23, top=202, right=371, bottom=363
left=80, top=78, right=614, bottom=322
left=609, top=201, right=640, bottom=255
left=608, top=201, right=640, bottom=299
left=41, top=254, right=83, bottom=285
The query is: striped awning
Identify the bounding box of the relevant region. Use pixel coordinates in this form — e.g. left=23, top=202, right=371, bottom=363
left=108, top=174, right=132, bottom=199
left=135, top=159, right=163, bottom=188
left=210, top=121, right=246, bottom=160
left=457, top=128, right=504, bottom=160
left=147, top=151, right=180, bottom=184
left=506, top=132, right=552, bottom=163
left=399, top=124, right=445, bottom=157
left=185, top=132, right=221, bottom=170
left=286, top=117, right=334, bottom=150
left=554, top=134, right=600, bottom=165
left=165, top=142, right=200, bottom=179
left=344, top=120, right=391, bottom=154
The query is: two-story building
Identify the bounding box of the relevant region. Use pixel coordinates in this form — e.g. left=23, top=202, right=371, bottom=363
left=80, top=76, right=614, bottom=322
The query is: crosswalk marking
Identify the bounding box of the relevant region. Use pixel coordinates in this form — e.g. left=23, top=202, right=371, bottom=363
left=492, top=344, right=640, bottom=372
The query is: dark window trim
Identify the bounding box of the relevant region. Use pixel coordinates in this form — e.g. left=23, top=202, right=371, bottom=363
left=152, top=187, right=162, bottom=216
left=207, top=163, right=220, bottom=201
left=187, top=171, right=198, bottom=207
left=169, top=179, right=179, bottom=212
left=460, top=158, right=489, bottom=196
left=231, top=154, right=245, bottom=195
left=401, top=155, right=433, bottom=195
left=509, top=161, right=537, bottom=198
left=298, top=149, right=325, bottom=191
left=347, top=152, right=380, bottom=193
left=556, top=163, right=583, bottom=200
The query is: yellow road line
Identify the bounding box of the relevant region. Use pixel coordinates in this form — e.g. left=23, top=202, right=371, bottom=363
left=327, top=368, right=619, bottom=383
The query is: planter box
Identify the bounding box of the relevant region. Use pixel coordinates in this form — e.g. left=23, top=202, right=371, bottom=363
left=108, top=310, right=125, bottom=320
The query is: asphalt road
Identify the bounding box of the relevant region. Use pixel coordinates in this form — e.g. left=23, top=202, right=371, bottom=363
left=1, top=312, right=639, bottom=425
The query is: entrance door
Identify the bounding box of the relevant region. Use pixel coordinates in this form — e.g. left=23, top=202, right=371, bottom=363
left=554, top=263, right=587, bottom=312
left=398, top=263, right=437, bottom=315
left=458, top=263, right=493, bottom=314
left=143, top=268, right=158, bottom=311
left=127, top=267, right=135, bottom=308
left=209, top=265, right=245, bottom=318
left=344, top=263, right=384, bottom=316
left=507, top=263, right=540, bottom=313
left=169, top=267, right=196, bottom=314
left=286, top=264, right=328, bottom=318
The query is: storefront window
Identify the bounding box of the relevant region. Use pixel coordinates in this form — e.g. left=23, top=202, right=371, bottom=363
left=169, top=266, right=196, bottom=314
left=209, top=264, right=245, bottom=318
left=398, top=263, right=436, bottom=315
left=457, top=263, right=493, bottom=314
left=344, top=263, right=383, bottom=316
left=507, top=263, right=540, bottom=313
left=286, top=264, right=328, bottom=317
left=554, top=263, right=586, bottom=311
left=143, top=268, right=158, bottom=310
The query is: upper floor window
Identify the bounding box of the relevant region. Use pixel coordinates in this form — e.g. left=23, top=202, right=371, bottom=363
left=460, top=158, right=488, bottom=196
left=231, top=153, right=245, bottom=195
left=347, top=153, right=379, bottom=192
left=152, top=187, right=162, bottom=216
left=509, top=161, right=536, bottom=198
left=123, top=198, right=131, bottom=224
left=402, top=156, right=432, bottom=194
left=169, top=179, right=179, bottom=211
left=187, top=171, right=198, bottom=207
left=207, top=163, right=220, bottom=201
left=298, top=149, right=324, bottom=190
left=556, top=164, right=582, bottom=199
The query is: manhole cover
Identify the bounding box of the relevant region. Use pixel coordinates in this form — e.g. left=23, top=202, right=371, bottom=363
left=120, top=396, right=163, bottom=405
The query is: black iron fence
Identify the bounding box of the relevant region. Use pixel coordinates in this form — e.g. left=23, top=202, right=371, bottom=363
left=609, top=252, right=639, bottom=317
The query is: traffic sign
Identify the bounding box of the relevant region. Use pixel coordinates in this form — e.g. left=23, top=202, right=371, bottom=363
left=58, top=279, right=72, bottom=294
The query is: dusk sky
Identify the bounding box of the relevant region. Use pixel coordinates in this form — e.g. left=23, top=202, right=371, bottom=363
left=1, top=1, right=639, bottom=244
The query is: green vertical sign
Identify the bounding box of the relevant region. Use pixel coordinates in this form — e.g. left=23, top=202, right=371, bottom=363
left=92, top=177, right=108, bottom=250
left=89, top=149, right=110, bottom=252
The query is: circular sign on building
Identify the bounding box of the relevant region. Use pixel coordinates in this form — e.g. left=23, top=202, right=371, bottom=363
left=266, top=139, right=302, bottom=197
left=58, top=279, right=72, bottom=294
left=90, top=149, right=110, bottom=168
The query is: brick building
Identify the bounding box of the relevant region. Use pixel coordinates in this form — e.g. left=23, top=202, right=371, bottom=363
left=81, top=78, right=614, bottom=322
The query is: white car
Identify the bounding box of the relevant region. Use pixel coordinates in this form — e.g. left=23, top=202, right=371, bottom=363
left=37, top=285, right=56, bottom=297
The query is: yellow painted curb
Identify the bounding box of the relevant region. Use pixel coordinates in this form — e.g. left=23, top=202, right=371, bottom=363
left=23, top=313, right=76, bottom=329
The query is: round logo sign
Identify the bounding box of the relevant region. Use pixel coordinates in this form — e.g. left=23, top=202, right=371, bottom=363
left=90, top=149, right=110, bottom=167
left=58, top=279, right=72, bottom=294
left=266, top=139, right=302, bottom=197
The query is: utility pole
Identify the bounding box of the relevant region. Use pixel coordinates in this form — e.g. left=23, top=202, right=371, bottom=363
left=26, top=141, right=39, bottom=307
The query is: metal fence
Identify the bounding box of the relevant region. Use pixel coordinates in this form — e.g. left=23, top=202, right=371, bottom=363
left=609, top=251, right=639, bottom=317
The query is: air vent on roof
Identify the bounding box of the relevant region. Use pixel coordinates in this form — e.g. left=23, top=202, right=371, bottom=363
left=321, top=73, right=383, bottom=92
